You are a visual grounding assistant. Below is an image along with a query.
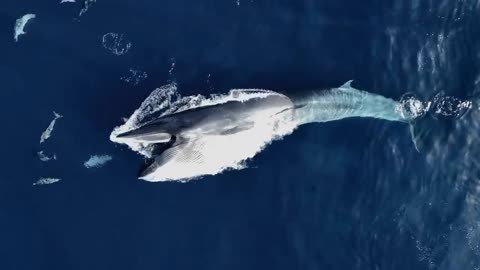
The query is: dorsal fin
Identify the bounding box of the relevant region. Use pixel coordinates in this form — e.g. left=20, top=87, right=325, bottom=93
left=339, top=80, right=354, bottom=89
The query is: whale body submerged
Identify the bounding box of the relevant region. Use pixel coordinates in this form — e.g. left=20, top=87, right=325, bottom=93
left=113, top=81, right=411, bottom=181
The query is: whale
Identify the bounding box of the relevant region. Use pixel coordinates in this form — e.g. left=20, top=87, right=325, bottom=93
left=116, top=93, right=294, bottom=143
left=116, top=91, right=296, bottom=180
left=289, top=80, right=406, bottom=124
left=114, top=81, right=415, bottom=181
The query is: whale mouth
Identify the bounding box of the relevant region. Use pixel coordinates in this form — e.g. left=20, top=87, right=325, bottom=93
left=116, top=130, right=136, bottom=138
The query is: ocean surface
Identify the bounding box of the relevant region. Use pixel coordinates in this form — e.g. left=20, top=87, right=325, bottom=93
left=2, top=0, right=480, bottom=269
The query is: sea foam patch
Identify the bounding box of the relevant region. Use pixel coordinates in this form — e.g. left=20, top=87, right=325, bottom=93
left=33, top=177, right=61, bottom=186
left=37, top=151, right=57, bottom=162
left=84, top=154, right=113, bottom=168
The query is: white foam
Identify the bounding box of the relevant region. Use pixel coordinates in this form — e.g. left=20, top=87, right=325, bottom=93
left=40, top=111, right=63, bottom=144
left=84, top=154, right=113, bottom=168
left=396, top=93, right=429, bottom=121
left=37, top=151, right=57, bottom=162
left=110, top=84, right=297, bottom=181
left=60, top=0, right=76, bottom=3
left=14, top=14, right=36, bottom=42
left=33, top=177, right=61, bottom=186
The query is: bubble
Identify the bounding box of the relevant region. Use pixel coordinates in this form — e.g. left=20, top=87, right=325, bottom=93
left=102, top=33, right=132, bottom=56
left=120, top=68, right=147, bottom=85
left=431, top=94, right=472, bottom=119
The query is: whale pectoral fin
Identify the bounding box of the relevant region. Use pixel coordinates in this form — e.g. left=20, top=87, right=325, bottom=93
left=139, top=137, right=206, bottom=179
left=409, top=124, right=421, bottom=152
left=408, top=116, right=438, bottom=153
left=156, top=137, right=205, bottom=165
left=339, top=80, right=354, bottom=89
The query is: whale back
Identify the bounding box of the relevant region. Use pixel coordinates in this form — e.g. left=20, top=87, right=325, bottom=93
left=290, top=81, right=405, bottom=125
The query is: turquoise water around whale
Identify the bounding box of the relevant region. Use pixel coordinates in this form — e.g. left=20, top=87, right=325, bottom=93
left=2, top=0, right=480, bottom=269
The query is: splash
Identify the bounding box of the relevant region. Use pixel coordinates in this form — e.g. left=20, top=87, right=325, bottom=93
left=33, top=177, right=61, bottom=186
left=397, top=93, right=430, bottom=121
left=84, top=154, right=113, bottom=168
left=37, top=151, right=57, bottom=162
left=396, top=92, right=472, bottom=122
left=431, top=94, right=472, bottom=119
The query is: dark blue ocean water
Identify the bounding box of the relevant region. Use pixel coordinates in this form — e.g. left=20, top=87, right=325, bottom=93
left=2, top=0, right=480, bottom=269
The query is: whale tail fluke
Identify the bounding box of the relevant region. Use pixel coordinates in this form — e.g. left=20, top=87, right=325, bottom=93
left=409, top=120, right=426, bottom=152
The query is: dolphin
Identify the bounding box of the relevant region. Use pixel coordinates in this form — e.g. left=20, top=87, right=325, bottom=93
left=115, top=81, right=417, bottom=181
